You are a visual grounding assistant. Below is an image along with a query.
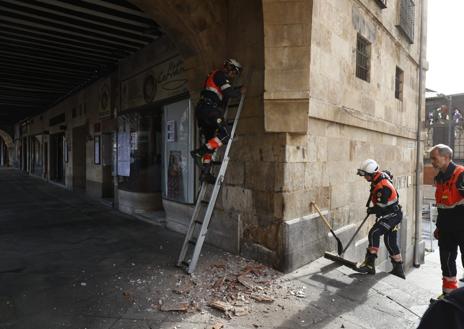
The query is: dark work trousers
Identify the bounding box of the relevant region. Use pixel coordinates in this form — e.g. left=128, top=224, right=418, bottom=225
left=195, top=102, right=229, bottom=144
left=439, top=230, right=464, bottom=277
left=368, top=211, right=402, bottom=256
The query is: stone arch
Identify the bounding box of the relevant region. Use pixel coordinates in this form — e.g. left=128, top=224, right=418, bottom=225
left=129, top=0, right=264, bottom=100
left=129, top=1, right=317, bottom=268
left=0, top=129, right=13, bottom=148
left=0, top=129, right=14, bottom=167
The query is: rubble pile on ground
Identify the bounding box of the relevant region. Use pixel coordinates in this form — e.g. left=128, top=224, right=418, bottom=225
left=157, top=254, right=280, bottom=318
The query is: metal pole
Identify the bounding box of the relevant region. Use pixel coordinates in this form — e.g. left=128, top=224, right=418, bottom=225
left=448, top=95, right=453, bottom=146
left=413, top=0, right=427, bottom=267
left=429, top=202, right=433, bottom=252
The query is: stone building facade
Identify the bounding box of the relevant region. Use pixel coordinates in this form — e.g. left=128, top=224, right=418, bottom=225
left=9, top=0, right=426, bottom=272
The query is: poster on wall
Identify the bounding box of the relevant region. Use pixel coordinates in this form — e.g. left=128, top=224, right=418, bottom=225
left=98, top=81, right=111, bottom=119
left=117, top=132, right=130, bottom=176
left=94, top=136, right=101, bottom=165
left=166, top=120, right=176, bottom=142
left=167, top=150, right=183, bottom=200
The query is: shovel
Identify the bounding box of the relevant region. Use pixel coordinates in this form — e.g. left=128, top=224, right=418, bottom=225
left=310, top=202, right=343, bottom=255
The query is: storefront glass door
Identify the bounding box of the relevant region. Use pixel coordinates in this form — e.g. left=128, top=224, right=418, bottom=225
left=162, top=99, right=194, bottom=204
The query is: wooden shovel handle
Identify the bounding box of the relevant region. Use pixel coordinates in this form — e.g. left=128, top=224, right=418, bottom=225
left=310, top=202, right=333, bottom=231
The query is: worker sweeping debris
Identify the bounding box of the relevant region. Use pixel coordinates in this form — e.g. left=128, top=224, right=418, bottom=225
left=319, top=159, right=406, bottom=279
left=352, top=159, right=406, bottom=279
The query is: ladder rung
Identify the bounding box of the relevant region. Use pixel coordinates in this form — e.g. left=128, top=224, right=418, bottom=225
left=226, top=120, right=235, bottom=125
left=188, top=239, right=197, bottom=245
left=211, top=161, right=222, bottom=166
left=200, top=200, right=209, bottom=205
left=181, top=261, right=190, bottom=267
left=195, top=220, right=203, bottom=225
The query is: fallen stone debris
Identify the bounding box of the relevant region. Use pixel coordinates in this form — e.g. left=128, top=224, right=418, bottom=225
left=117, top=252, right=310, bottom=324
left=154, top=255, right=283, bottom=318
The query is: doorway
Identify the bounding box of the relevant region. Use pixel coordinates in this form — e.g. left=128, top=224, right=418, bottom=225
left=43, top=141, right=48, bottom=179
left=21, top=137, right=28, bottom=172
left=50, top=133, right=65, bottom=184
left=101, top=132, right=114, bottom=200
left=72, top=125, right=87, bottom=191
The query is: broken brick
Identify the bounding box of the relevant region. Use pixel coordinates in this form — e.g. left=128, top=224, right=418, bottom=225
left=208, top=300, right=233, bottom=312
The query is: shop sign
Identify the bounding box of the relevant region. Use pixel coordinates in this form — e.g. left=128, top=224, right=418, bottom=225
left=121, top=55, right=188, bottom=111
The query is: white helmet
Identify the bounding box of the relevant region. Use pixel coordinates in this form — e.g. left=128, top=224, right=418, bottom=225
left=224, top=58, right=242, bottom=73
left=357, top=159, right=379, bottom=176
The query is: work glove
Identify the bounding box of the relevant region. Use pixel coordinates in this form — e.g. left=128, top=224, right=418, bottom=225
left=366, top=207, right=376, bottom=215
left=433, top=228, right=439, bottom=240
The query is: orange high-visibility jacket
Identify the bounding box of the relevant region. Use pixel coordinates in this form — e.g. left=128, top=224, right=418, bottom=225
left=371, top=172, right=399, bottom=208
left=204, top=70, right=224, bottom=101
left=435, top=165, right=464, bottom=209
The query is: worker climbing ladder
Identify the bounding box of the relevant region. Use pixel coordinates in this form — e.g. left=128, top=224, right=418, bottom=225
left=177, top=93, right=246, bottom=274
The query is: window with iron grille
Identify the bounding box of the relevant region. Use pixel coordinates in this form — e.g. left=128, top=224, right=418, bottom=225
left=375, top=0, right=387, bottom=9
left=397, top=0, right=415, bottom=43
left=356, top=34, right=371, bottom=82
left=395, top=66, right=404, bottom=100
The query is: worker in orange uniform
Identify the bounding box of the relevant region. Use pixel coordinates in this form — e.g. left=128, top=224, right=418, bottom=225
left=354, top=159, right=406, bottom=279
left=190, top=58, right=245, bottom=183
left=429, top=144, right=464, bottom=302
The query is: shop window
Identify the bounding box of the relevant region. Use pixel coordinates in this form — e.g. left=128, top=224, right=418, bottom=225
left=118, top=110, right=162, bottom=194
left=356, top=34, right=371, bottom=82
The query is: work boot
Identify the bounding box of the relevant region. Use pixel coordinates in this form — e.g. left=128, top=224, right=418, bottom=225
left=199, top=164, right=216, bottom=184
left=354, top=251, right=377, bottom=274
left=190, top=145, right=210, bottom=168
left=389, top=260, right=406, bottom=279
left=200, top=172, right=217, bottom=184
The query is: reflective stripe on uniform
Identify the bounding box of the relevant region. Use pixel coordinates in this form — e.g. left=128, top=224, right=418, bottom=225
left=436, top=198, right=464, bottom=209
left=376, top=198, right=399, bottom=208
left=220, top=83, right=231, bottom=90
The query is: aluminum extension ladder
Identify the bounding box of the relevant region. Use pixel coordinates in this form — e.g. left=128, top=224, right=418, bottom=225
left=177, top=93, right=246, bottom=274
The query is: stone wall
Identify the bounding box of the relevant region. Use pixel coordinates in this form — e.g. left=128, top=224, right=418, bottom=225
left=276, top=0, right=426, bottom=271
